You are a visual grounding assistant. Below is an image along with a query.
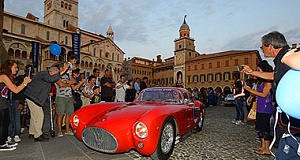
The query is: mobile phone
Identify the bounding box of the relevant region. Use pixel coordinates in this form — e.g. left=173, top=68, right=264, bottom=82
left=27, top=67, right=32, bottom=77
left=237, top=65, right=244, bottom=71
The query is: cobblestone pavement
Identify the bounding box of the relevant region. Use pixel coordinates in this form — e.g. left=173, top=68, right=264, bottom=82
left=0, top=105, right=278, bottom=160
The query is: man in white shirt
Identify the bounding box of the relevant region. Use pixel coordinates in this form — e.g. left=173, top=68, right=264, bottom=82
left=115, top=75, right=129, bottom=102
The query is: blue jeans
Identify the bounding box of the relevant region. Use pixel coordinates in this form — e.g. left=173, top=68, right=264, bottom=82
left=235, top=97, right=244, bottom=121
left=8, top=100, right=21, bottom=138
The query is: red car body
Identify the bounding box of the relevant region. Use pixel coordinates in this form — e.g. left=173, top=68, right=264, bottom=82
left=70, top=87, right=205, bottom=159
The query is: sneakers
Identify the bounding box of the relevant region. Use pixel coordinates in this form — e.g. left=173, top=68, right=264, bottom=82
left=6, top=141, right=18, bottom=147
left=65, top=131, right=74, bottom=136
left=235, top=120, right=244, bottom=125
left=231, top=119, right=237, bottom=124
left=14, top=135, right=21, bottom=142
left=57, top=132, right=63, bottom=137
left=0, top=144, right=16, bottom=151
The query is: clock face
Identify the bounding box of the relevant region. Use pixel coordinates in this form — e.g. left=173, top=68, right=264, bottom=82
left=176, top=53, right=184, bottom=64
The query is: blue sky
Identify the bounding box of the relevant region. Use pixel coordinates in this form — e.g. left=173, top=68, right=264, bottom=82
left=4, top=0, right=300, bottom=61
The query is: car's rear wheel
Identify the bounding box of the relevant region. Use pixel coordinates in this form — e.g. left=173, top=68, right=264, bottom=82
left=150, top=118, right=175, bottom=160
left=195, top=109, right=204, bottom=132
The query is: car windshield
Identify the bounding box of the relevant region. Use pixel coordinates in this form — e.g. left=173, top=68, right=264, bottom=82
left=139, top=88, right=183, bottom=104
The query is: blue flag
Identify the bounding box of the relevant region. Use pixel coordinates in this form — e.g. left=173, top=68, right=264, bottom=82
left=72, top=33, right=81, bottom=64
left=32, top=41, right=40, bottom=68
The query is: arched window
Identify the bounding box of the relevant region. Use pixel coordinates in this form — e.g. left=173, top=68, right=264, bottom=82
left=85, top=62, right=88, bottom=68
left=61, top=1, right=64, bottom=7
left=105, top=52, right=109, bottom=58
left=22, top=51, right=27, bottom=59
left=81, top=61, right=84, bottom=67
left=89, top=62, right=93, bottom=68
left=65, top=3, right=68, bottom=9
left=15, top=50, right=21, bottom=58
left=93, top=48, right=96, bottom=56
left=112, top=53, right=114, bottom=61
left=21, top=24, right=25, bottom=34
left=117, top=54, right=120, bottom=62
left=69, top=4, right=72, bottom=10
left=8, top=48, right=14, bottom=56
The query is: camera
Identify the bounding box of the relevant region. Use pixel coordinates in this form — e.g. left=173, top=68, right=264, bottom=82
left=237, top=65, right=244, bottom=71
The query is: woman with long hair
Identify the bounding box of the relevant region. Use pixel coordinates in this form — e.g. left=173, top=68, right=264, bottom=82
left=244, top=60, right=274, bottom=155
left=81, top=75, right=96, bottom=107
left=0, top=60, right=31, bottom=151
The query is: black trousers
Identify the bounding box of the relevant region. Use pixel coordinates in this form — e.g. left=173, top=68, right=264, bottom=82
left=0, top=108, right=9, bottom=145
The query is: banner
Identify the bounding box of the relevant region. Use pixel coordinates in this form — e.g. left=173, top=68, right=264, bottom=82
left=72, top=33, right=81, bottom=64
left=32, top=41, right=40, bottom=68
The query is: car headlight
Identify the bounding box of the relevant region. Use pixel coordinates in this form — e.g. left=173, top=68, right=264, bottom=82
left=135, top=122, right=148, bottom=139
left=73, top=115, right=79, bottom=127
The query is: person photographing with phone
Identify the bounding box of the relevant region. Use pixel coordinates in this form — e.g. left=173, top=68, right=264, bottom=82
left=241, top=31, right=300, bottom=159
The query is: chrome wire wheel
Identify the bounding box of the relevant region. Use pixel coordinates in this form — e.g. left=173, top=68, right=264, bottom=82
left=161, top=123, right=174, bottom=154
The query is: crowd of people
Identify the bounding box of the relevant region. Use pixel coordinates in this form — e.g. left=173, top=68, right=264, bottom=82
left=0, top=54, right=149, bottom=151
left=230, top=31, right=300, bottom=159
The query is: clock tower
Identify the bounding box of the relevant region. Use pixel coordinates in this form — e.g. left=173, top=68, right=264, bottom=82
left=174, top=15, right=196, bottom=86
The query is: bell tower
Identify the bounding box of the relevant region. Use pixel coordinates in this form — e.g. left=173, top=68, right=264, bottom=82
left=44, top=0, right=78, bottom=29
left=107, top=24, right=114, bottom=41
left=174, top=15, right=196, bottom=86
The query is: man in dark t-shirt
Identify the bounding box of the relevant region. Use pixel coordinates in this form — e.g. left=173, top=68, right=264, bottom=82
left=243, top=31, right=300, bottom=159
left=100, top=69, right=115, bottom=102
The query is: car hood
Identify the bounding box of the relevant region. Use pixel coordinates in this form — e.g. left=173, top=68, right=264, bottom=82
left=87, top=101, right=170, bottom=128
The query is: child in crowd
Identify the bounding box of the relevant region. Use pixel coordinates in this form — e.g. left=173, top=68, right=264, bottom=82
left=91, top=86, right=101, bottom=104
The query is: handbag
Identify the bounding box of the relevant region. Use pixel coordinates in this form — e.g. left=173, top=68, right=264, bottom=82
left=247, top=101, right=257, bottom=120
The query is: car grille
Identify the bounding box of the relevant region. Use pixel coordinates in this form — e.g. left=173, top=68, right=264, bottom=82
left=82, top=127, right=118, bottom=153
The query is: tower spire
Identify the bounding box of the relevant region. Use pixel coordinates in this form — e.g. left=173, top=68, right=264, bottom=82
left=179, top=15, right=190, bottom=38
left=107, top=23, right=114, bottom=41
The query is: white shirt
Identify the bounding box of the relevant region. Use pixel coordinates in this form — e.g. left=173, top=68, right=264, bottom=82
left=115, top=82, right=129, bottom=102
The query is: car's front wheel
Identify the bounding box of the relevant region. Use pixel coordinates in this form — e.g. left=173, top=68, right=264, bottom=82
left=150, top=118, right=175, bottom=160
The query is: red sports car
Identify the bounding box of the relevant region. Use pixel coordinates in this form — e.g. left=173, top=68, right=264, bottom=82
left=70, top=87, right=205, bottom=160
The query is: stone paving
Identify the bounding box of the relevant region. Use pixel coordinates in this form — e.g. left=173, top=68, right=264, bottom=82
left=0, top=104, right=279, bottom=160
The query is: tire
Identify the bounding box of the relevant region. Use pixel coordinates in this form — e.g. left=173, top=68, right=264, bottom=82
left=195, top=109, right=204, bottom=132
left=150, top=118, right=175, bottom=160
